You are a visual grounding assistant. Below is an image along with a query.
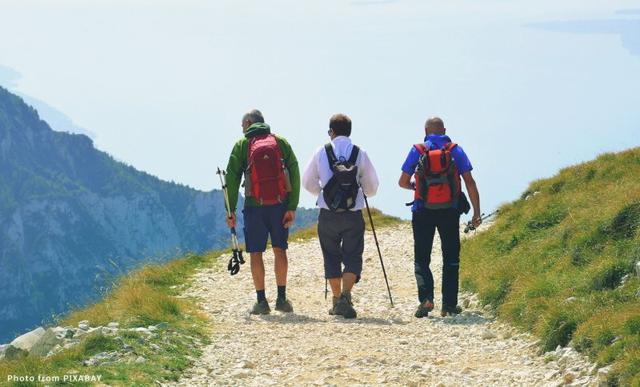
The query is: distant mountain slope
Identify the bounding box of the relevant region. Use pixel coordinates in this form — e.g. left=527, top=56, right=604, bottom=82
left=0, top=87, right=317, bottom=343
left=461, top=148, right=640, bottom=385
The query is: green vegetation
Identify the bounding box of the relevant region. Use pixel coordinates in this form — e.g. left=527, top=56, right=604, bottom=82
left=461, top=147, right=640, bottom=385
left=0, top=250, right=222, bottom=386
left=289, top=207, right=405, bottom=242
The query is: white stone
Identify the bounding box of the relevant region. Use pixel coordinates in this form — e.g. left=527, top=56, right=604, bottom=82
left=481, top=329, right=497, bottom=340
left=10, top=327, right=46, bottom=351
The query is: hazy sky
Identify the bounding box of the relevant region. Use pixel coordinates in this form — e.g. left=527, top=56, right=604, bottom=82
left=1, top=0, right=639, bottom=219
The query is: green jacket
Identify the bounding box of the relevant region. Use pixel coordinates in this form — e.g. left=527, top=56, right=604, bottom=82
left=225, top=123, right=300, bottom=212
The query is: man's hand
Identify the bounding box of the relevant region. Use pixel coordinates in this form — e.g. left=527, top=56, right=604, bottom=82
left=471, top=213, right=482, bottom=228
left=282, top=210, right=296, bottom=229
left=226, top=213, right=236, bottom=229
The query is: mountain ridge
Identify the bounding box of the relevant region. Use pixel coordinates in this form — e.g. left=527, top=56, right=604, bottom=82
left=0, top=86, right=317, bottom=343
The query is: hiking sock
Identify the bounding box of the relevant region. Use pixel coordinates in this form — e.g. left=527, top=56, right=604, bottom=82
left=256, top=289, right=267, bottom=303
left=277, top=285, right=286, bottom=300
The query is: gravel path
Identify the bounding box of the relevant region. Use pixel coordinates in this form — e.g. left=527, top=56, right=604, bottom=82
left=169, top=223, right=597, bottom=386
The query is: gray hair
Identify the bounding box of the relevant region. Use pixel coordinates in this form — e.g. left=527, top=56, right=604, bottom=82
left=243, top=109, right=265, bottom=124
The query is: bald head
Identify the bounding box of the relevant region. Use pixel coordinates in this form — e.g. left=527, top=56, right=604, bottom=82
left=425, top=116, right=446, bottom=135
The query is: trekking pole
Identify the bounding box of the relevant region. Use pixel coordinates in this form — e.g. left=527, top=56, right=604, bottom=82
left=363, top=195, right=394, bottom=307
left=216, top=167, right=245, bottom=275
left=463, top=210, right=499, bottom=234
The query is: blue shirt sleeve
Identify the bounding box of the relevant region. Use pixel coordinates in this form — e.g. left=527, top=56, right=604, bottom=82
left=452, top=145, right=473, bottom=174
left=401, top=146, right=420, bottom=175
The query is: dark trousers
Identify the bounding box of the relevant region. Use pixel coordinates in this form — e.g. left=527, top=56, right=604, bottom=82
left=412, top=208, right=461, bottom=306
left=317, top=209, right=365, bottom=279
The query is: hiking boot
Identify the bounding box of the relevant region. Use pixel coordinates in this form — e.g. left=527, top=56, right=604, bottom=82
left=250, top=300, right=271, bottom=315
left=329, top=297, right=341, bottom=316
left=440, top=304, right=462, bottom=317
left=275, top=297, right=294, bottom=313
left=334, top=293, right=357, bottom=319
left=414, top=300, right=435, bottom=318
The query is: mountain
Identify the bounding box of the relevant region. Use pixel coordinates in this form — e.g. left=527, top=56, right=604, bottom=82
left=0, top=87, right=317, bottom=343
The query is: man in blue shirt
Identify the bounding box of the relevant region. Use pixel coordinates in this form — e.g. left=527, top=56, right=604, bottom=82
left=398, top=116, right=481, bottom=318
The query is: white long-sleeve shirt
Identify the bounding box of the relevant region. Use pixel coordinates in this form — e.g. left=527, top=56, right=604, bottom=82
left=302, top=136, right=379, bottom=211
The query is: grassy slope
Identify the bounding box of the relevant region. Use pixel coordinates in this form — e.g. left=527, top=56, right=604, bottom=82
left=460, top=148, right=640, bottom=386
left=0, top=208, right=403, bottom=386
left=0, top=251, right=220, bottom=386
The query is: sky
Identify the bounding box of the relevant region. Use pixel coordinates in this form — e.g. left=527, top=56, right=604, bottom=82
left=0, top=0, right=639, bottom=219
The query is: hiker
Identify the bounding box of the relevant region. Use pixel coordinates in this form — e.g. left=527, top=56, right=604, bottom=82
left=302, top=113, right=379, bottom=318
left=398, top=116, right=481, bottom=318
left=224, top=109, right=300, bottom=315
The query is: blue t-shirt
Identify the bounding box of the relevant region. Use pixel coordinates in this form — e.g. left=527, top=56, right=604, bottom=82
left=401, top=134, right=473, bottom=211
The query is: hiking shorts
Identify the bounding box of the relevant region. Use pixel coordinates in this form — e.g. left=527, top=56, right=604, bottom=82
left=317, top=209, right=365, bottom=279
left=243, top=203, right=289, bottom=253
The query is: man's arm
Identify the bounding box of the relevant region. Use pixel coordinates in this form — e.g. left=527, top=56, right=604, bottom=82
left=302, top=149, right=322, bottom=195
left=358, top=150, right=379, bottom=197
left=224, top=140, right=244, bottom=228
left=461, top=171, right=481, bottom=226
left=398, top=172, right=414, bottom=190
left=280, top=137, right=300, bottom=211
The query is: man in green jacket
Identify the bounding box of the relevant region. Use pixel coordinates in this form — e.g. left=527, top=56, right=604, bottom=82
left=225, top=109, right=301, bottom=315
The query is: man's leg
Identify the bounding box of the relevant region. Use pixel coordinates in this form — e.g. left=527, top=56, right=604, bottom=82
left=341, top=210, right=365, bottom=295
left=268, top=204, right=293, bottom=311
left=318, top=210, right=345, bottom=311
left=437, top=209, right=461, bottom=309
left=412, top=209, right=437, bottom=304
left=243, top=206, right=270, bottom=314
left=250, top=252, right=266, bottom=293
left=328, top=278, right=342, bottom=298
left=273, top=247, right=288, bottom=287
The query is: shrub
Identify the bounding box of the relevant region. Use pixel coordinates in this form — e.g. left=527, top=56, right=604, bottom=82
left=604, top=202, right=640, bottom=240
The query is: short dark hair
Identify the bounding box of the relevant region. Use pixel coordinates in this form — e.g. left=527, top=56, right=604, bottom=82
left=329, top=114, right=352, bottom=137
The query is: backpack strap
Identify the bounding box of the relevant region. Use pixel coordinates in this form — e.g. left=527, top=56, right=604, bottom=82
left=348, top=145, right=360, bottom=165
left=414, top=143, right=428, bottom=155
left=444, top=142, right=457, bottom=151
left=324, top=143, right=339, bottom=171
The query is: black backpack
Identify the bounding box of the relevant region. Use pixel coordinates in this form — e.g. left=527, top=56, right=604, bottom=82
left=323, top=144, right=360, bottom=211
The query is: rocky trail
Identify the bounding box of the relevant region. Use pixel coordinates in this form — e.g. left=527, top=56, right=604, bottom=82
left=169, top=223, right=598, bottom=386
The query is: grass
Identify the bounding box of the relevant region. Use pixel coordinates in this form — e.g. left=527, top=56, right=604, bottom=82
left=460, top=147, right=640, bottom=386
left=0, top=250, right=222, bottom=386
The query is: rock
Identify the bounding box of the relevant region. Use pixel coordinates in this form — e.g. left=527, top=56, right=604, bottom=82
left=134, top=327, right=151, bottom=335
left=4, top=345, right=28, bottom=360
left=156, top=322, right=170, bottom=330
left=544, top=370, right=559, bottom=380
left=462, top=298, right=470, bottom=308
left=78, top=320, right=90, bottom=330
left=148, top=325, right=158, bottom=332
left=10, top=327, right=46, bottom=352
left=230, top=369, right=251, bottom=378
left=481, top=330, right=497, bottom=340
left=135, top=356, right=147, bottom=364
left=107, top=322, right=120, bottom=329
left=564, top=297, right=577, bottom=303
left=237, top=360, right=255, bottom=369
left=30, top=328, right=62, bottom=357
left=597, top=366, right=612, bottom=386
left=101, top=327, right=118, bottom=336
left=0, top=344, right=7, bottom=358
left=635, top=261, right=640, bottom=277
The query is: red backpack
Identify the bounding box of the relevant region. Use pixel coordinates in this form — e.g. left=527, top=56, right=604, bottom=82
left=413, top=142, right=461, bottom=209
left=245, top=134, right=290, bottom=205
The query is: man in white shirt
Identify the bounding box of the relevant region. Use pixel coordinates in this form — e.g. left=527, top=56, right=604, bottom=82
left=302, top=113, right=379, bottom=318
